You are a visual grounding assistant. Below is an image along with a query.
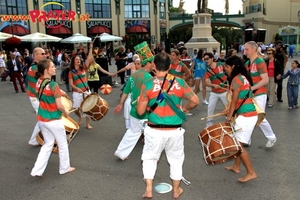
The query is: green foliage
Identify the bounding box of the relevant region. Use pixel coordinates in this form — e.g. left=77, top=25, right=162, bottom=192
left=212, top=27, right=243, bottom=49
left=169, top=7, right=182, bottom=12
left=275, top=33, right=282, bottom=42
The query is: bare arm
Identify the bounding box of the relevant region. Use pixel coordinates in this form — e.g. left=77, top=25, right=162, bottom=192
left=182, top=94, right=199, bottom=113
left=85, top=42, right=94, bottom=66
left=114, top=93, right=128, bottom=114
left=97, top=65, right=114, bottom=76
left=251, top=73, right=269, bottom=91
left=55, top=97, right=69, bottom=117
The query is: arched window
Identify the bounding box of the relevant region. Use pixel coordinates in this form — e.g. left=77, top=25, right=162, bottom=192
left=124, top=0, right=150, bottom=18
left=85, top=0, right=111, bottom=18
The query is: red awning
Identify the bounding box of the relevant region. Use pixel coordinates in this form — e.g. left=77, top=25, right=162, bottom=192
left=47, top=26, right=72, bottom=35
left=88, top=26, right=111, bottom=35
left=2, top=25, right=30, bottom=36
left=126, top=25, right=148, bottom=33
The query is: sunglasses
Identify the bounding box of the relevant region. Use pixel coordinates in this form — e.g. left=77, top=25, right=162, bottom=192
left=267, top=53, right=273, bottom=55
left=204, top=57, right=210, bottom=61
left=39, top=52, right=46, bottom=55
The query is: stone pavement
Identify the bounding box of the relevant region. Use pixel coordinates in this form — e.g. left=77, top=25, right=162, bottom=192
left=0, top=57, right=300, bottom=200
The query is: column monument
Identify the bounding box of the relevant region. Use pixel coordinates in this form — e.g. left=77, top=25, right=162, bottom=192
left=185, top=0, right=220, bottom=54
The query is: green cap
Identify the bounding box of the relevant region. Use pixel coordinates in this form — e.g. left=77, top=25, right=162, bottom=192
left=134, top=41, right=154, bottom=65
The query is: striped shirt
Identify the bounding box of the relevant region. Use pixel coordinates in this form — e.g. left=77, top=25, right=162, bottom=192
left=245, top=57, right=268, bottom=96
left=140, top=74, right=194, bottom=125
left=204, top=61, right=228, bottom=93
left=123, top=69, right=152, bottom=119
left=231, top=75, right=257, bottom=117
left=36, top=78, right=63, bottom=122
left=26, top=62, right=38, bottom=97
left=169, top=61, right=189, bottom=78
left=68, top=69, right=88, bottom=92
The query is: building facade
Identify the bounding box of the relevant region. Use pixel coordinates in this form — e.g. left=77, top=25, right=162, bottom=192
left=243, top=0, right=300, bottom=44
left=0, top=0, right=172, bottom=48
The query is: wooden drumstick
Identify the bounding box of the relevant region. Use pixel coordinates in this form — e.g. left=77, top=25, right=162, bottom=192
left=200, top=113, right=224, bottom=120
left=69, top=108, right=79, bottom=113
left=92, top=34, right=98, bottom=43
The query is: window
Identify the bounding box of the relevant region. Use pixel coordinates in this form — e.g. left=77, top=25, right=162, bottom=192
left=43, top=0, right=71, bottom=11
left=1, top=0, right=28, bottom=15
left=85, top=0, right=111, bottom=18
left=160, top=2, right=166, bottom=19
left=125, top=0, right=149, bottom=18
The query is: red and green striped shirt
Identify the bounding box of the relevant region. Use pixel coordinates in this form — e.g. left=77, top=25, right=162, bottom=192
left=68, top=69, right=88, bottom=92
left=36, top=78, right=63, bottom=122
left=169, top=61, right=189, bottom=78
left=245, top=57, right=267, bottom=96
left=204, top=61, right=228, bottom=93
left=231, top=75, right=257, bottom=117
left=26, top=63, right=38, bottom=97
left=140, top=74, right=194, bottom=125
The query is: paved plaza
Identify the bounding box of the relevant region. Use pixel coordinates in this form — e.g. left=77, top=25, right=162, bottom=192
left=0, top=57, right=300, bottom=200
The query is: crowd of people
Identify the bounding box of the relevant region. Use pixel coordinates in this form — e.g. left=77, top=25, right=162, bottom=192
left=1, top=38, right=300, bottom=199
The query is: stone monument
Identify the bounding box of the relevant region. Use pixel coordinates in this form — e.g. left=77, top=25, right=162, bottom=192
left=185, top=0, right=220, bottom=54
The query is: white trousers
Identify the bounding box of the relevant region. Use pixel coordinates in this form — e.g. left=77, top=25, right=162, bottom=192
left=31, top=120, right=71, bottom=176
left=142, top=126, right=185, bottom=181
left=124, top=93, right=132, bottom=129
left=234, top=115, right=258, bottom=144
left=28, top=97, right=40, bottom=145
left=114, top=116, right=146, bottom=160
left=207, top=92, right=228, bottom=127
left=254, top=94, right=277, bottom=140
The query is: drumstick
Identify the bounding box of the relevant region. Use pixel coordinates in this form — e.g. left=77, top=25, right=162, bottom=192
left=69, top=108, right=79, bottom=113
left=200, top=113, right=224, bottom=120
left=92, top=34, right=98, bottom=43
left=219, top=87, right=229, bottom=91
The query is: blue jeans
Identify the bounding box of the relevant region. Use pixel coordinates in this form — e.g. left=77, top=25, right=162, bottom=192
left=287, top=84, right=299, bottom=107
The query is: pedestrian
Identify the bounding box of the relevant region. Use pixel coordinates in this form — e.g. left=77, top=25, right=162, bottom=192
left=7, top=53, right=26, bottom=93
left=30, top=59, right=75, bottom=176
left=244, top=41, right=277, bottom=147
left=280, top=60, right=300, bottom=110
left=137, top=52, right=199, bottom=199
left=223, top=55, right=257, bottom=183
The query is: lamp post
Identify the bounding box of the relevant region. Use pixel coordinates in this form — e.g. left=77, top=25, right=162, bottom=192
left=153, top=0, right=158, bottom=44
left=115, top=0, right=121, bottom=36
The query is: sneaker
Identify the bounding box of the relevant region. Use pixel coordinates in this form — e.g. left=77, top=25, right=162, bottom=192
left=268, top=104, right=273, bottom=108
left=278, top=99, right=283, bottom=102
left=288, top=107, right=293, bottom=110
left=202, top=99, right=209, bottom=105
left=185, top=112, right=194, bottom=116
left=265, top=138, right=277, bottom=148
left=294, top=105, right=299, bottom=109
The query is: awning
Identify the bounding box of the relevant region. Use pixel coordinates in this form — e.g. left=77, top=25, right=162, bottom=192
left=88, top=26, right=111, bottom=35
left=47, top=26, right=72, bottom=35
left=126, top=25, right=148, bottom=33
left=2, top=25, right=30, bottom=36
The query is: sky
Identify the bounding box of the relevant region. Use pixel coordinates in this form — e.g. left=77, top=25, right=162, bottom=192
left=173, top=0, right=243, bottom=15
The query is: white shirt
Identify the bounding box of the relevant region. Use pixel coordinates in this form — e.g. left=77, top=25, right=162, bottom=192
left=57, top=53, right=63, bottom=65
left=13, top=59, right=18, bottom=71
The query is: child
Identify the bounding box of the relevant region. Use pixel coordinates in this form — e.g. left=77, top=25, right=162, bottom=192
left=280, top=60, right=300, bottom=110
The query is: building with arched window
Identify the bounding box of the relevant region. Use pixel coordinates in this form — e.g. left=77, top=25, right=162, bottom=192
left=0, top=0, right=171, bottom=50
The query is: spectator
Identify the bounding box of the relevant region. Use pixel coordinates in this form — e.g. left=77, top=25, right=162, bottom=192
left=7, top=53, right=26, bottom=93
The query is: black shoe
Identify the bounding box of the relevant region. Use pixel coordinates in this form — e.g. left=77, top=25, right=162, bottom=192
left=278, top=99, right=283, bottom=102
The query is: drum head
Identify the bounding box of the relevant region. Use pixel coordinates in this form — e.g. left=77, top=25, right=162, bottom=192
left=62, top=116, right=79, bottom=130
left=81, top=94, right=99, bottom=112
left=154, top=183, right=172, bottom=194
left=61, top=96, right=73, bottom=111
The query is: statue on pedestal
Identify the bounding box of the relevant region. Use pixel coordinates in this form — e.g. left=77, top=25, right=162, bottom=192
left=197, top=0, right=208, bottom=13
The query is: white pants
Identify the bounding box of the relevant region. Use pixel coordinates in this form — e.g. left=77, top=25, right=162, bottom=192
left=254, top=95, right=277, bottom=140
left=124, top=93, right=132, bottom=129
left=114, top=116, right=146, bottom=160
left=234, top=115, right=258, bottom=144
left=142, top=126, right=185, bottom=181
left=72, top=91, right=90, bottom=118
left=31, top=120, right=71, bottom=176
left=207, top=92, right=228, bottom=127
left=28, top=97, right=40, bottom=145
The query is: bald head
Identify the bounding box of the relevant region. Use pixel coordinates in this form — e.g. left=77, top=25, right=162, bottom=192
left=33, top=47, right=46, bottom=62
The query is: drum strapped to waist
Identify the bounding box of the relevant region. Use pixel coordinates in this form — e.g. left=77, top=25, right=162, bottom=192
left=36, top=116, right=80, bottom=153
left=80, top=93, right=109, bottom=121
left=198, top=122, right=242, bottom=165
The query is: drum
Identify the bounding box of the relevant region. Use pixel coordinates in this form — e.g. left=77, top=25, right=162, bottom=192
left=80, top=93, right=109, bottom=121
left=36, top=116, right=80, bottom=153
left=198, top=123, right=242, bottom=165
left=61, top=95, right=73, bottom=111
left=252, top=98, right=265, bottom=125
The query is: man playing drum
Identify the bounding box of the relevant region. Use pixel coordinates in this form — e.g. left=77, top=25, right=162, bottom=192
left=137, top=52, right=199, bottom=199
left=223, top=56, right=257, bottom=182
left=27, top=47, right=47, bottom=146
left=244, top=41, right=277, bottom=148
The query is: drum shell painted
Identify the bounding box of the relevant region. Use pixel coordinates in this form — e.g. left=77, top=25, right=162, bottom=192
left=80, top=94, right=109, bottom=121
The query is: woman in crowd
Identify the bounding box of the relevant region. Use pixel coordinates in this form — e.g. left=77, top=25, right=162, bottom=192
left=190, top=49, right=209, bottom=104
left=30, top=59, right=75, bottom=177
left=115, top=46, right=128, bottom=84
left=265, top=48, right=283, bottom=108
left=61, top=52, right=71, bottom=92
left=223, top=55, right=257, bottom=183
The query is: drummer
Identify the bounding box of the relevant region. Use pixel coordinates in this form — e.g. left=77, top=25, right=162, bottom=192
left=69, top=42, right=93, bottom=129
left=222, top=55, right=257, bottom=182
left=30, top=59, right=75, bottom=176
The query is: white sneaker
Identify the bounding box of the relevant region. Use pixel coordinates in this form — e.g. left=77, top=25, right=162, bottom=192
left=265, top=138, right=277, bottom=148
left=185, top=112, right=194, bottom=116
left=202, top=99, right=209, bottom=105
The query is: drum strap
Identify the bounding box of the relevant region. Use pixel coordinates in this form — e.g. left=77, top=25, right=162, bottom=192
left=71, top=69, right=90, bottom=92
left=232, top=90, right=250, bottom=117
left=148, top=74, right=175, bottom=113
left=207, top=66, right=228, bottom=85
left=38, top=78, right=51, bottom=101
